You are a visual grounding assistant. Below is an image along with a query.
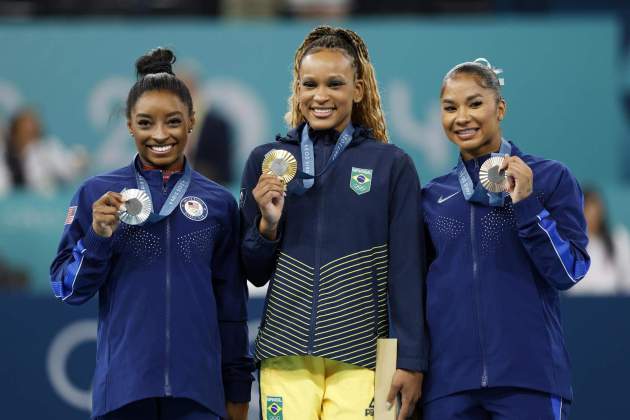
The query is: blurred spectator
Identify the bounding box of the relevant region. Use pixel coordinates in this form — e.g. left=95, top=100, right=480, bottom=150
left=569, top=187, right=630, bottom=295
left=0, top=123, right=12, bottom=196
left=0, top=257, right=29, bottom=291
left=179, top=67, right=235, bottom=186
left=5, top=108, right=87, bottom=195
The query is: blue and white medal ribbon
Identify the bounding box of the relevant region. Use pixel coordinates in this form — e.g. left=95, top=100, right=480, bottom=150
left=456, top=139, right=511, bottom=207
left=128, top=155, right=192, bottom=224
left=296, top=123, right=354, bottom=191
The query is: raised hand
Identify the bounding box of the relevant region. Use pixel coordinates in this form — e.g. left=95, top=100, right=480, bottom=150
left=92, top=191, right=124, bottom=238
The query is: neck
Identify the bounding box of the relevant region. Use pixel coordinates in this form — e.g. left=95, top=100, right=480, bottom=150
left=140, top=157, right=184, bottom=173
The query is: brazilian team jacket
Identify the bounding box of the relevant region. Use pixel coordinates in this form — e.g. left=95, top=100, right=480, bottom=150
left=49, top=158, right=253, bottom=418
left=240, top=124, right=428, bottom=372
left=422, top=141, right=590, bottom=403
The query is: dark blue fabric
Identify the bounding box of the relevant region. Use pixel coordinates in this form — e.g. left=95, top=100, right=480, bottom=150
left=422, top=142, right=590, bottom=403
left=423, top=388, right=571, bottom=420
left=96, top=397, right=220, bottom=420
left=50, top=164, right=254, bottom=417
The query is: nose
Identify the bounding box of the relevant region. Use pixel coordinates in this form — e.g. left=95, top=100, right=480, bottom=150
left=313, top=86, right=329, bottom=102
left=455, top=107, right=471, bottom=125
left=152, top=123, right=169, bottom=141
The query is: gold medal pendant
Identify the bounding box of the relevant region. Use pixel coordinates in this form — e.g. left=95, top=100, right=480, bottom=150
left=479, top=156, right=508, bottom=193
left=261, top=149, right=298, bottom=184
left=119, top=188, right=153, bottom=225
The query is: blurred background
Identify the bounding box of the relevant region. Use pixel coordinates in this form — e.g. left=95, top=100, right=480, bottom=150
left=0, top=1, right=629, bottom=419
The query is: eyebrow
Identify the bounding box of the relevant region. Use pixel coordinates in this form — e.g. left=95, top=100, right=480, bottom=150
left=442, top=94, right=483, bottom=104
left=135, top=112, right=183, bottom=118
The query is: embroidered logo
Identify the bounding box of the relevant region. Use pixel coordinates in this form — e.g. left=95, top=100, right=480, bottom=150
left=437, top=191, right=460, bottom=204
left=180, top=196, right=208, bottom=221
left=266, top=396, right=283, bottom=420
left=364, top=397, right=374, bottom=416
left=350, top=167, right=373, bottom=195
left=65, top=206, right=77, bottom=225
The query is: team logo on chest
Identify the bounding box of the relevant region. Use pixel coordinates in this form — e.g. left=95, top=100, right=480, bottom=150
left=350, top=167, right=373, bottom=195
left=180, top=196, right=208, bottom=221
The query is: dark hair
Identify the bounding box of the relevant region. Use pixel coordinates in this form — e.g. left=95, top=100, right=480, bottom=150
left=125, top=47, right=193, bottom=118
left=441, top=58, right=503, bottom=102
left=583, top=187, right=615, bottom=258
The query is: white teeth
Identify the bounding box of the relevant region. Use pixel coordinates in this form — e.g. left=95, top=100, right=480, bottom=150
left=149, top=145, right=173, bottom=153
left=457, top=129, right=477, bottom=135
left=312, top=108, right=334, bottom=117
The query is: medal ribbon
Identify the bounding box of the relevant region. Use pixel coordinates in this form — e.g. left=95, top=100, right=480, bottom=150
left=297, top=123, right=354, bottom=190
left=131, top=155, right=192, bottom=224
left=456, top=138, right=511, bottom=207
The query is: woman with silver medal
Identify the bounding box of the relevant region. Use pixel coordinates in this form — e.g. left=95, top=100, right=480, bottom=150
left=50, top=48, right=253, bottom=420
left=420, top=58, right=590, bottom=420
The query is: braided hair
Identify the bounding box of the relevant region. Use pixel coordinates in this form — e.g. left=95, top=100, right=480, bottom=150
left=285, top=26, right=388, bottom=143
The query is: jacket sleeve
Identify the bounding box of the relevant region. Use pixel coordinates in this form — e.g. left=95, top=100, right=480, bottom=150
left=214, top=196, right=255, bottom=402
left=513, top=163, right=590, bottom=291
left=239, top=148, right=281, bottom=287
left=388, top=153, right=429, bottom=372
left=49, top=184, right=114, bottom=305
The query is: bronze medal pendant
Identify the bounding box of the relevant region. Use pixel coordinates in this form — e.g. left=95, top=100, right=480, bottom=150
left=119, top=188, right=153, bottom=225
left=261, top=149, right=298, bottom=184
left=479, top=156, right=508, bottom=193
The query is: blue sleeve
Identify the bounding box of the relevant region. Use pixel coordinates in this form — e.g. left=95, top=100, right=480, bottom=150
left=388, top=153, right=429, bottom=372
left=239, top=148, right=281, bottom=287
left=49, top=184, right=114, bottom=305
left=213, top=196, right=255, bottom=402
left=513, top=164, right=590, bottom=291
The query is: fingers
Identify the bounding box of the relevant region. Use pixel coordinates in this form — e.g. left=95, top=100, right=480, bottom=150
left=92, top=191, right=124, bottom=237
left=397, top=395, right=412, bottom=420
left=253, top=175, right=286, bottom=203
left=386, top=380, right=401, bottom=409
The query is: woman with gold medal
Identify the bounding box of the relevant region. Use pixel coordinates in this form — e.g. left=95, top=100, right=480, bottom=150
left=240, top=26, right=428, bottom=420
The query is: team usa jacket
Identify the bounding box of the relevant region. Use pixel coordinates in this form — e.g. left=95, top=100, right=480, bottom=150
left=240, top=124, right=428, bottom=372
left=50, top=157, right=253, bottom=418
left=422, top=141, right=590, bottom=403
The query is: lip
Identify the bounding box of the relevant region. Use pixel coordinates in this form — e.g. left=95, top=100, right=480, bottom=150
left=146, top=143, right=176, bottom=155
left=310, top=107, right=335, bottom=118
left=453, top=127, right=479, bottom=140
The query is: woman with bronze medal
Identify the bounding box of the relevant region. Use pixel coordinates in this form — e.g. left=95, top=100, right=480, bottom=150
left=420, top=58, right=590, bottom=419
left=240, top=26, right=427, bottom=420
left=50, top=48, right=253, bottom=420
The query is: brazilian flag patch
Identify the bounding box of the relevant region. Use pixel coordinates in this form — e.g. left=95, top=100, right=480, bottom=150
left=350, top=167, right=373, bottom=195
left=266, top=396, right=283, bottom=420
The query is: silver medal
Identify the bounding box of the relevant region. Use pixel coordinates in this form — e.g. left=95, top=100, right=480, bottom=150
left=479, top=156, right=508, bottom=193
left=119, top=188, right=152, bottom=225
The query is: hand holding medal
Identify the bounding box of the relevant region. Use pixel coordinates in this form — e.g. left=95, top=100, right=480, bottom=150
left=499, top=154, right=533, bottom=204
left=92, top=191, right=124, bottom=238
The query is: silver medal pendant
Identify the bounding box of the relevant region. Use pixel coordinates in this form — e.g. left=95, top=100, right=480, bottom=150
left=479, top=156, right=508, bottom=193
left=119, top=188, right=152, bottom=225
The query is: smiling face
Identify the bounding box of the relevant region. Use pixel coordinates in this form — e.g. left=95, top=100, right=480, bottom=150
left=298, top=49, right=364, bottom=132
left=127, top=90, right=195, bottom=170
left=441, top=74, right=506, bottom=160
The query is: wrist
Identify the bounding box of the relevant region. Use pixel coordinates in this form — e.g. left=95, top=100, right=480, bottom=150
left=258, top=218, right=278, bottom=241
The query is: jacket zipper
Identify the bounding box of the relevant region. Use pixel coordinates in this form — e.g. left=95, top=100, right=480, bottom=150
left=470, top=159, right=488, bottom=387
left=163, top=181, right=172, bottom=396
left=308, top=188, right=324, bottom=354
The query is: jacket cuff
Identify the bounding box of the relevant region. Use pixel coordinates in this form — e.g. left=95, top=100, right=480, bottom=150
left=513, top=193, right=544, bottom=229
left=252, top=215, right=282, bottom=245
left=224, top=379, right=253, bottom=403
left=396, top=353, right=428, bottom=372
left=82, top=227, right=114, bottom=258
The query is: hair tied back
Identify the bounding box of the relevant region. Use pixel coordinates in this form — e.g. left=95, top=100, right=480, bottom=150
left=473, top=57, right=504, bottom=86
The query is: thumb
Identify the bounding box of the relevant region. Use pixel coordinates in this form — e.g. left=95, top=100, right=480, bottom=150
left=386, top=380, right=401, bottom=410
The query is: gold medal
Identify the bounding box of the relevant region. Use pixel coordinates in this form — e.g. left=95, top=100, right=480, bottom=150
left=479, top=156, right=508, bottom=193
left=119, top=188, right=153, bottom=225
left=261, top=149, right=298, bottom=184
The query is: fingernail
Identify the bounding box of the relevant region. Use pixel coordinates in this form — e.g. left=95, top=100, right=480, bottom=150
left=386, top=401, right=392, bottom=410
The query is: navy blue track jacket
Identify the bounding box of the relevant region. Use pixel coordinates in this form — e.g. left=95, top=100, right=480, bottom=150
left=240, top=124, right=428, bottom=372
left=50, top=158, right=253, bottom=417
left=422, top=142, right=590, bottom=403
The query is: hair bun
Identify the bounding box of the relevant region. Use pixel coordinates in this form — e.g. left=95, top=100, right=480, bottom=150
left=135, top=47, right=176, bottom=78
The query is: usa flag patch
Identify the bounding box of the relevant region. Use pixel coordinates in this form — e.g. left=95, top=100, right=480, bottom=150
left=65, top=206, right=77, bottom=225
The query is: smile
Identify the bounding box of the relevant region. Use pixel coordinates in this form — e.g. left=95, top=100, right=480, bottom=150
left=311, top=107, right=335, bottom=118
left=454, top=128, right=479, bottom=140
left=148, top=144, right=175, bottom=154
